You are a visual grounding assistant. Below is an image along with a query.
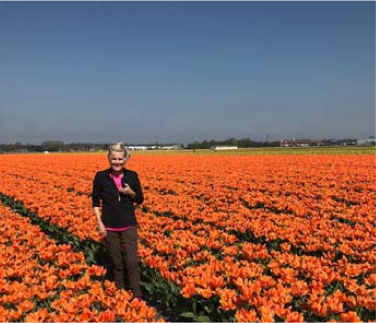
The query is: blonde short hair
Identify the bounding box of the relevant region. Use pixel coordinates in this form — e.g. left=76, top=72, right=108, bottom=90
left=108, top=142, right=131, bottom=160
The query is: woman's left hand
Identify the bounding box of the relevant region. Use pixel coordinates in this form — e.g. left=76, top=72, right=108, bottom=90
left=119, top=183, right=136, bottom=197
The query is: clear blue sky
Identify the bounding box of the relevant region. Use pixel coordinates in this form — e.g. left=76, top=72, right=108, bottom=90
left=0, top=1, right=374, bottom=144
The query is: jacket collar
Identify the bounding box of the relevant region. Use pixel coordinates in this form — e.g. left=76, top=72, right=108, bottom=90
left=106, top=167, right=127, bottom=178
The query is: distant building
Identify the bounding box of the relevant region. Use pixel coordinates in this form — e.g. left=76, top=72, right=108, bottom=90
left=279, top=139, right=323, bottom=147
left=126, top=146, right=148, bottom=151
left=160, top=145, right=182, bottom=150
left=125, top=144, right=182, bottom=150
left=357, top=138, right=376, bottom=145
left=211, top=146, right=238, bottom=150
left=322, top=139, right=357, bottom=146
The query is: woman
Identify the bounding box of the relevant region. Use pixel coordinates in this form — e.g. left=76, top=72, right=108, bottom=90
left=92, top=142, right=144, bottom=299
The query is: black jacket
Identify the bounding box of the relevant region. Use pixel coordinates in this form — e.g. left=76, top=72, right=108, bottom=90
left=92, top=168, right=144, bottom=228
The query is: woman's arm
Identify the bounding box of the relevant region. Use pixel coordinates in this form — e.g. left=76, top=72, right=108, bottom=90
left=94, top=206, right=107, bottom=238
left=92, top=173, right=101, bottom=208
left=92, top=173, right=106, bottom=238
left=132, top=173, right=144, bottom=205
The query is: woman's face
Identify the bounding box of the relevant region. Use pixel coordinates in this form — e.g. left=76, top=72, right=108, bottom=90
left=108, top=151, right=126, bottom=172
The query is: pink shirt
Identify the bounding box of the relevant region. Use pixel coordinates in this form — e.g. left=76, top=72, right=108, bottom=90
left=111, top=172, right=123, bottom=190
left=108, top=172, right=133, bottom=232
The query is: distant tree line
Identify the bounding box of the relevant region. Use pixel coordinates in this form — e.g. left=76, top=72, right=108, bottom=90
left=1, top=138, right=278, bottom=153
left=186, top=137, right=279, bottom=149
left=0, top=136, right=367, bottom=153
left=0, top=141, right=110, bottom=153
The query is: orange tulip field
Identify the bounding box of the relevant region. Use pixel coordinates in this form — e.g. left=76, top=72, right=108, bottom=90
left=0, top=152, right=374, bottom=322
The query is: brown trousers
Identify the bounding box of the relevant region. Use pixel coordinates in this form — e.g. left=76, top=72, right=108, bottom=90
left=105, top=226, right=141, bottom=298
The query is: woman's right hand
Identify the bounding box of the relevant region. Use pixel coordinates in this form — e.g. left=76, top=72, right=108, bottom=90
left=97, top=221, right=107, bottom=238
